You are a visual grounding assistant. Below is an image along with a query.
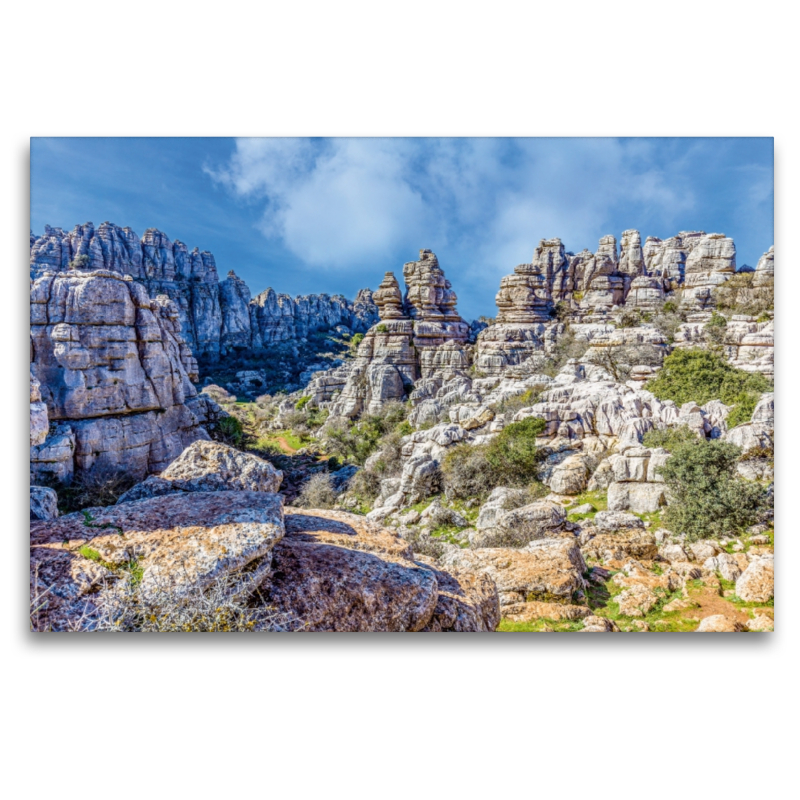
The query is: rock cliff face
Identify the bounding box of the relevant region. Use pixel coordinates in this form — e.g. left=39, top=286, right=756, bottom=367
left=30, top=222, right=379, bottom=360
left=30, top=268, right=210, bottom=484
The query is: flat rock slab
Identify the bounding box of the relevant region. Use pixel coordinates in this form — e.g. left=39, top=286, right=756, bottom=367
left=30, top=491, right=284, bottom=631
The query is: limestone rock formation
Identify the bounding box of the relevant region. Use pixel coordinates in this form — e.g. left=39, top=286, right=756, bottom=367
left=329, top=251, right=468, bottom=418
left=753, top=246, right=774, bottom=287
left=30, top=371, right=48, bottom=447
left=374, top=272, right=406, bottom=319
left=682, top=233, right=736, bottom=310
left=30, top=221, right=379, bottom=360
left=30, top=269, right=209, bottom=484
left=438, top=537, right=587, bottom=607
left=30, top=486, right=59, bottom=521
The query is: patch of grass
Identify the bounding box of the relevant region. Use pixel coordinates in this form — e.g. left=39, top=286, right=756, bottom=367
left=566, top=490, right=608, bottom=522
left=498, top=618, right=585, bottom=632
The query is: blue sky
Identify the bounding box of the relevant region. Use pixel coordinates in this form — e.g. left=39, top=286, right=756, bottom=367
left=31, top=137, right=774, bottom=321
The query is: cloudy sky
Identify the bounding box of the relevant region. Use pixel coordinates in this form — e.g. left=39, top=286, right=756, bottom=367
left=31, top=137, right=773, bottom=320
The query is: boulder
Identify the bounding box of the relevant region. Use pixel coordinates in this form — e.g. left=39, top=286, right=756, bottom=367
left=696, top=615, right=746, bottom=633
left=30, top=486, right=59, bottom=521
left=607, top=481, right=666, bottom=513
left=439, top=537, right=586, bottom=606
left=548, top=453, right=589, bottom=495
left=471, top=500, right=567, bottom=547
left=735, top=556, right=774, bottom=603
left=615, top=584, right=659, bottom=617
left=746, top=613, right=774, bottom=632
left=30, top=491, right=285, bottom=631
left=580, top=529, right=658, bottom=562
left=703, top=553, right=745, bottom=582
left=593, top=510, right=645, bottom=532
left=118, top=440, right=283, bottom=503
left=265, top=509, right=498, bottom=631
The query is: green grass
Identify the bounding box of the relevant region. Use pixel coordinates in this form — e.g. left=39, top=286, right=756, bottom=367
left=566, top=489, right=608, bottom=521
left=498, top=618, right=585, bottom=632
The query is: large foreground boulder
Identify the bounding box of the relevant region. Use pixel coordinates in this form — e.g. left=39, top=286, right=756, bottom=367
left=118, top=441, right=283, bottom=502
left=30, top=491, right=285, bottom=631
left=265, top=509, right=499, bottom=632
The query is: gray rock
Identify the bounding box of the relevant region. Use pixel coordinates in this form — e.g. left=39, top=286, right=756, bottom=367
left=30, top=486, right=59, bottom=521
left=593, top=510, right=645, bottom=532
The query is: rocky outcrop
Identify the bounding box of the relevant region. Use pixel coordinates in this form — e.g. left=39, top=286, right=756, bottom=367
left=438, top=537, right=587, bottom=607
left=30, top=269, right=209, bottom=484
left=753, top=246, right=774, bottom=287
left=30, top=371, right=48, bottom=447
left=682, top=233, right=736, bottom=310
left=30, top=222, right=379, bottom=360
left=117, top=441, right=283, bottom=502
left=329, top=251, right=468, bottom=418
left=605, top=444, right=669, bottom=513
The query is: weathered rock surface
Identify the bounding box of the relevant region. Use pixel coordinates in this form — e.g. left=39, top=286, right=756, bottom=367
left=696, top=615, right=747, bottom=633
left=438, top=537, right=587, bottom=607
left=118, top=441, right=283, bottom=502
left=30, top=486, right=59, bottom=521
left=30, top=371, right=48, bottom=447
left=30, top=491, right=285, bottom=631
left=470, top=500, right=567, bottom=548
left=265, top=509, right=499, bottom=631
left=735, top=556, right=774, bottom=603
left=30, top=269, right=209, bottom=483
left=329, top=251, right=468, bottom=418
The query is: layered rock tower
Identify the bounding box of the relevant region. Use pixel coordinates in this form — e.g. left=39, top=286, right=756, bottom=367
left=329, top=250, right=469, bottom=417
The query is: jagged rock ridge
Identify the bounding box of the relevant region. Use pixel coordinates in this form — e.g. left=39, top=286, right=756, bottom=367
left=30, top=221, right=379, bottom=359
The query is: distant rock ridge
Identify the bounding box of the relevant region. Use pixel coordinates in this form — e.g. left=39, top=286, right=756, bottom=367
left=30, top=221, right=379, bottom=359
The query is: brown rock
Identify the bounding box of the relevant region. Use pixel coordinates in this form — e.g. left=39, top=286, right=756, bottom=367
left=266, top=509, right=497, bottom=632
left=438, top=537, right=587, bottom=606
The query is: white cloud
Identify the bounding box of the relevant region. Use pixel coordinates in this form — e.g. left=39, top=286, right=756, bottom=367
left=206, top=137, right=709, bottom=317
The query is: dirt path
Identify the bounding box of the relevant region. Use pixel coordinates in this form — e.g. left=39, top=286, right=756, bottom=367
left=276, top=436, right=297, bottom=455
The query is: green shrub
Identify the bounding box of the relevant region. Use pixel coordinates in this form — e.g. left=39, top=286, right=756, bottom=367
left=322, top=401, right=408, bottom=465
left=645, top=349, right=771, bottom=423
left=485, top=417, right=546, bottom=484
left=703, top=312, right=728, bottom=348
left=349, top=332, right=365, bottom=354
left=642, top=426, right=699, bottom=451
left=441, top=417, right=547, bottom=501
left=658, top=438, right=768, bottom=541
left=375, top=324, right=388, bottom=333
left=68, top=254, right=91, bottom=270
left=617, top=309, right=642, bottom=328
left=214, top=415, right=244, bottom=447
left=295, top=396, right=311, bottom=410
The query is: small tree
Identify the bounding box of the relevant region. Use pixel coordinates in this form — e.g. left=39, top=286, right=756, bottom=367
left=657, top=439, right=767, bottom=541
